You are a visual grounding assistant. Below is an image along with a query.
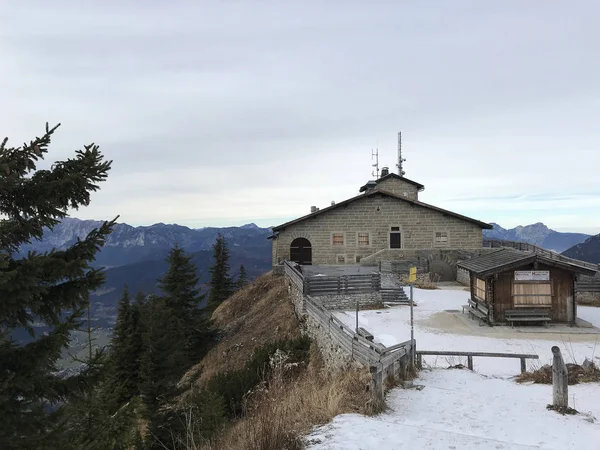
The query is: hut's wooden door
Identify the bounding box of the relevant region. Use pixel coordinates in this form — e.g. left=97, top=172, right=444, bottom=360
left=290, top=238, right=312, bottom=265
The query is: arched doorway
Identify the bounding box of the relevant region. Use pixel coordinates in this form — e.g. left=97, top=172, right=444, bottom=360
left=290, top=238, right=312, bottom=265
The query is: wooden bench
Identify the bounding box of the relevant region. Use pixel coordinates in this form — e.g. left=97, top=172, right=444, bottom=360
left=463, top=299, right=489, bottom=326
left=357, top=327, right=374, bottom=341
left=504, top=309, right=551, bottom=328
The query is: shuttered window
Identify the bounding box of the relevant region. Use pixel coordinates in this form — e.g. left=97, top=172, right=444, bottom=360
left=435, top=231, right=448, bottom=244
left=358, top=232, right=370, bottom=246
left=332, top=233, right=344, bottom=245
left=475, top=278, right=486, bottom=300
left=513, top=282, right=552, bottom=307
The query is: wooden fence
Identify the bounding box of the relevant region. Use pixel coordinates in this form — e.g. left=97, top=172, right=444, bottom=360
left=305, top=295, right=414, bottom=401
left=416, top=350, right=539, bottom=374
left=304, top=273, right=381, bottom=296
left=284, top=260, right=305, bottom=293
left=282, top=261, right=414, bottom=401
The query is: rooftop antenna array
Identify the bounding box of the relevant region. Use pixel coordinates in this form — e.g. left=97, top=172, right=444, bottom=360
left=396, top=131, right=406, bottom=177
left=371, top=143, right=380, bottom=179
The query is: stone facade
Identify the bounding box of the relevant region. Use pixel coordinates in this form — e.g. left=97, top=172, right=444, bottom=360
left=375, top=177, right=420, bottom=200
left=456, top=267, right=471, bottom=285
left=272, top=190, right=488, bottom=266
left=312, top=292, right=382, bottom=310
left=287, top=278, right=354, bottom=371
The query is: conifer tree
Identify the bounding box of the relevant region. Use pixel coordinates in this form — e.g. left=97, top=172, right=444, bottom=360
left=108, top=285, right=140, bottom=407
left=0, top=123, right=115, bottom=449
left=235, top=264, right=249, bottom=290
left=207, top=233, right=234, bottom=308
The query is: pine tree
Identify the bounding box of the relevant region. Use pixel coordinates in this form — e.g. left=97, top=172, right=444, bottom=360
left=108, top=285, right=140, bottom=408
left=0, top=123, right=115, bottom=449
left=235, top=264, right=249, bottom=290
left=207, top=233, right=234, bottom=308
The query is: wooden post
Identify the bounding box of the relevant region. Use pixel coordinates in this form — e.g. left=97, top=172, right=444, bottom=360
left=416, top=353, right=422, bottom=370
left=370, top=366, right=384, bottom=403
left=552, top=346, right=568, bottom=408
left=467, top=356, right=473, bottom=370
left=520, top=357, right=526, bottom=374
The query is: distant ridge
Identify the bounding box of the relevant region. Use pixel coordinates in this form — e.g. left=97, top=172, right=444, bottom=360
left=562, top=234, right=600, bottom=264
left=483, top=222, right=590, bottom=253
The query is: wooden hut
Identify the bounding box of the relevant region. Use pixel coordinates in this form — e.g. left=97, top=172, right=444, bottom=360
left=457, top=249, right=596, bottom=326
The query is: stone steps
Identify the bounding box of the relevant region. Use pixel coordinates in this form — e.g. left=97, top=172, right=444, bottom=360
left=380, top=288, right=410, bottom=304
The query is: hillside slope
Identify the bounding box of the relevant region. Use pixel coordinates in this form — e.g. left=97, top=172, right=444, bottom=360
left=177, top=273, right=374, bottom=450
left=562, top=234, right=600, bottom=264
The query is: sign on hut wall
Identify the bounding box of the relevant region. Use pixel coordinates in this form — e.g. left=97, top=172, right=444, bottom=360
left=514, top=270, right=550, bottom=281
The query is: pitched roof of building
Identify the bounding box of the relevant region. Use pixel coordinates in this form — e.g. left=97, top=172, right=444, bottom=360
left=359, top=173, right=425, bottom=192
left=271, top=189, right=493, bottom=232
left=457, top=248, right=597, bottom=277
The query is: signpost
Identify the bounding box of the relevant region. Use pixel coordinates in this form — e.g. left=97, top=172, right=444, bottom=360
left=515, top=270, right=550, bottom=281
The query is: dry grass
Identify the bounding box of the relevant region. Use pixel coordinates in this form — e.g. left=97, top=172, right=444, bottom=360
left=201, top=344, right=376, bottom=450
left=180, top=273, right=301, bottom=389
left=577, top=292, right=600, bottom=307
left=516, top=362, right=600, bottom=385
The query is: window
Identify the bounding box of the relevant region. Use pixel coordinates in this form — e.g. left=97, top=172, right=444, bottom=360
left=390, top=226, right=402, bottom=249
left=475, top=278, right=486, bottom=300
left=513, top=282, right=552, bottom=307
left=358, top=232, right=370, bottom=246
left=332, top=233, right=344, bottom=246
left=435, top=231, right=448, bottom=244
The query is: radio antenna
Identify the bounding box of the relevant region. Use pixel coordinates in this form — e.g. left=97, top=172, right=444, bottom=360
left=371, top=144, right=380, bottom=179
left=396, top=131, right=406, bottom=177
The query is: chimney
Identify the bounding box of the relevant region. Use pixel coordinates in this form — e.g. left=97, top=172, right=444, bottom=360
left=310, top=206, right=317, bottom=213
left=380, top=166, right=389, bottom=177
left=331, top=201, right=335, bottom=206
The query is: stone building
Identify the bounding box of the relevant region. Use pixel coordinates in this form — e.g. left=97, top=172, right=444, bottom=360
left=269, top=171, right=493, bottom=267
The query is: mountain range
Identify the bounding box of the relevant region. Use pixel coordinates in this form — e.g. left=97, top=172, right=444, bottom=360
left=19, top=218, right=274, bottom=329
left=19, top=218, right=599, bottom=329
left=483, top=222, right=590, bottom=253
left=562, top=234, right=600, bottom=264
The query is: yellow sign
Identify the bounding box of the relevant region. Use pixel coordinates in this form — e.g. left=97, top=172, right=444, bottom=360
left=408, top=267, right=417, bottom=283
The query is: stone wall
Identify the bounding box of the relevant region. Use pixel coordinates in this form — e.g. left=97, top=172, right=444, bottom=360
left=374, top=177, right=419, bottom=200
left=286, top=277, right=355, bottom=371
left=312, top=292, right=382, bottom=310
left=273, top=194, right=486, bottom=266
left=457, top=267, right=471, bottom=286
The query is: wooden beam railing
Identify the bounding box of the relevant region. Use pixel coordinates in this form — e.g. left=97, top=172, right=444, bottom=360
left=416, top=350, right=539, bottom=374
left=483, top=239, right=599, bottom=272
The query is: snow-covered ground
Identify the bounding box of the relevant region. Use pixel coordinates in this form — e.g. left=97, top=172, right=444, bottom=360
left=335, top=287, right=600, bottom=375
left=305, top=287, right=600, bottom=449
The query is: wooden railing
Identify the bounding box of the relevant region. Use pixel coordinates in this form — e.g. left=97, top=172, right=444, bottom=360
left=283, top=261, right=414, bottom=401
left=483, top=239, right=600, bottom=293
left=304, top=273, right=381, bottom=296
left=482, top=239, right=599, bottom=272
left=416, top=350, right=539, bottom=374
left=284, top=260, right=305, bottom=293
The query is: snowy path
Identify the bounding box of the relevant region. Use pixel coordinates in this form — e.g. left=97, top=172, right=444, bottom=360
left=306, top=369, right=600, bottom=450
left=305, top=288, right=600, bottom=449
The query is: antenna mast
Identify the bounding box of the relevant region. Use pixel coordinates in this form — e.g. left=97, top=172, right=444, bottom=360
left=371, top=145, right=380, bottom=179
left=396, top=131, right=406, bottom=177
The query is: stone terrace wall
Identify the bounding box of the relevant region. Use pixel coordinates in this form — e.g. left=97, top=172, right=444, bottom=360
left=313, top=292, right=382, bottom=310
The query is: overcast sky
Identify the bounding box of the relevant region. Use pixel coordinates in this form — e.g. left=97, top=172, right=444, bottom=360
left=2, top=1, right=599, bottom=234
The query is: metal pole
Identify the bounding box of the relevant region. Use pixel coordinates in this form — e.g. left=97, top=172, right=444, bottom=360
left=410, top=284, right=415, bottom=365
left=356, top=300, right=359, bottom=333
